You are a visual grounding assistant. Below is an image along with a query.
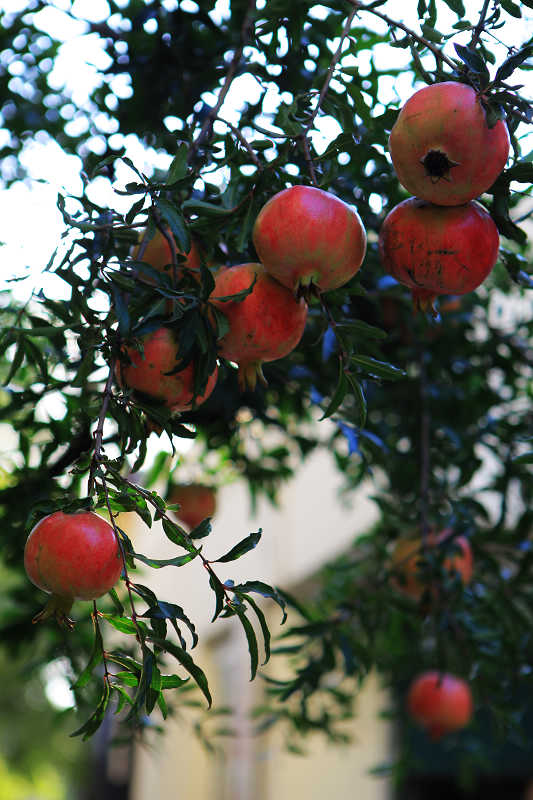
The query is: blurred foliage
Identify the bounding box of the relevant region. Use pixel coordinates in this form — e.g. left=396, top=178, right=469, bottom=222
left=0, top=0, right=532, bottom=790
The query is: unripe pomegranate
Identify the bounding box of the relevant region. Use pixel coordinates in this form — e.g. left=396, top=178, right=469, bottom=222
left=252, top=186, right=367, bottom=294
left=389, top=81, right=510, bottom=206
left=132, top=227, right=202, bottom=283
left=210, top=263, right=308, bottom=390
left=119, top=326, right=218, bottom=411
left=391, top=529, right=473, bottom=600
left=407, top=671, right=473, bottom=739
left=24, top=510, right=123, bottom=626
left=167, top=483, right=217, bottom=530
left=378, top=198, right=500, bottom=312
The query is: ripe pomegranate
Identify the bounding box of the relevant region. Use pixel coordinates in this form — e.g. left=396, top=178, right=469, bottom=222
left=391, top=529, right=473, bottom=600
left=132, top=227, right=202, bottom=283
left=407, top=671, right=473, bottom=739
left=167, top=483, right=217, bottom=530
left=389, top=81, right=510, bottom=206
left=378, top=198, right=500, bottom=312
left=24, top=510, right=123, bottom=626
left=252, top=186, right=367, bottom=294
left=119, top=326, right=218, bottom=411
left=210, top=262, right=308, bottom=390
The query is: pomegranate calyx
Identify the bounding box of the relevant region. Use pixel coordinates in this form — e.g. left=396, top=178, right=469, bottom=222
left=32, top=594, right=75, bottom=629
left=238, top=362, right=267, bottom=392
left=421, top=149, right=460, bottom=181
left=411, top=288, right=439, bottom=317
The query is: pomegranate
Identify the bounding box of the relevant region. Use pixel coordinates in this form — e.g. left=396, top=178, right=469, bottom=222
left=391, top=529, right=473, bottom=600
left=24, top=510, right=123, bottom=626
left=378, top=197, right=500, bottom=312
left=119, top=326, right=218, bottom=411
left=407, top=671, right=473, bottom=739
left=132, top=227, right=202, bottom=283
left=210, top=263, right=308, bottom=390
left=167, top=483, right=217, bottom=530
left=252, top=186, right=367, bottom=294
left=389, top=82, right=510, bottom=206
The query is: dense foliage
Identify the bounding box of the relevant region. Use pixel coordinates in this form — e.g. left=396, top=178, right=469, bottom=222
left=1, top=0, right=532, bottom=782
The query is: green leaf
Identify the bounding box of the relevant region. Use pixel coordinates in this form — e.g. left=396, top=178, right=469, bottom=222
left=236, top=607, right=259, bottom=680
left=345, top=372, right=367, bottom=428
left=319, top=366, right=347, bottom=421
left=3, top=335, right=25, bottom=386
left=231, top=580, right=287, bottom=623
left=189, top=518, right=213, bottom=540
left=420, top=23, right=443, bottom=43
left=114, top=671, right=139, bottom=687
left=162, top=517, right=196, bottom=553
left=166, top=144, right=189, bottom=184
left=70, top=682, right=111, bottom=740
left=155, top=197, right=191, bottom=254
left=71, top=614, right=104, bottom=690
left=149, top=637, right=212, bottom=708
left=513, top=452, right=533, bottom=464
left=336, top=320, right=387, bottom=341
left=133, top=550, right=198, bottom=568
left=182, top=199, right=234, bottom=216
left=350, top=355, right=406, bottom=380
left=454, top=45, right=490, bottom=77
left=241, top=593, right=271, bottom=664
left=142, top=601, right=199, bottom=648
left=500, top=0, right=522, bottom=16
left=441, top=0, right=465, bottom=15
left=209, top=572, right=226, bottom=622
left=214, top=530, right=262, bottom=562
left=495, top=45, right=533, bottom=82
left=101, top=614, right=142, bottom=635
left=161, top=674, right=189, bottom=689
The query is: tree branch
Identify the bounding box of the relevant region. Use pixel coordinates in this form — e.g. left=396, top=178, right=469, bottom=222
left=348, top=0, right=457, bottom=71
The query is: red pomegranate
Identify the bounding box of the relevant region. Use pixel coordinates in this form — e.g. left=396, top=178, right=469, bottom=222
left=132, top=227, right=202, bottom=283
left=389, top=82, right=510, bottom=206
left=378, top=198, right=500, bottom=312
left=407, top=671, right=473, bottom=739
left=24, top=510, right=123, bottom=625
left=252, top=186, right=367, bottom=294
left=210, top=263, right=308, bottom=390
left=391, top=529, right=473, bottom=600
left=119, top=326, right=218, bottom=411
left=167, top=483, right=217, bottom=530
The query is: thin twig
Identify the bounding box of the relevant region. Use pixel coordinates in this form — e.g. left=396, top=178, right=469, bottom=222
left=119, top=475, right=235, bottom=606
left=88, top=362, right=117, bottom=496
left=217, top=117, right=262, bottom=168
left=348, top=0, right=457, bottom=71
left=470, top=0, right=491, bottom=49
left=188, top=0, right=257, bottom=165
left=92, top=602, right=111, bottom=683
left=304, top=6, right=359, bottom=134
left=299, top=134, right=318, bottom=186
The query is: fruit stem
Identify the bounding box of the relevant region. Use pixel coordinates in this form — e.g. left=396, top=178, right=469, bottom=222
left=32, top=594, right=75, bottom=629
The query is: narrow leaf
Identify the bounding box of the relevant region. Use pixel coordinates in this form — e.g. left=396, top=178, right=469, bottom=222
left=214, top=530, right=262, bottom=563
left=149, top=637, right=212, bottom=708
left=236, top=608, right=259, bottom=680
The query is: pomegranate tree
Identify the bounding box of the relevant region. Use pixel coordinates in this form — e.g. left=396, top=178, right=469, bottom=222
left=407, top=671, right=473, bottom=739
left=378, top=197, right=500, bottom=312
left=24, top=511, right=123, bottom=626
left=252, top=186, right=367, bottom=294
left=167, top=483, right=217, bottom=530
left=119, top=326, right=218, bottom=412
left=210, top=262, right=308, bottom=390
left=389, top=81, right=510, bottom=206
left=391, top=530, right=473, bottom=600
